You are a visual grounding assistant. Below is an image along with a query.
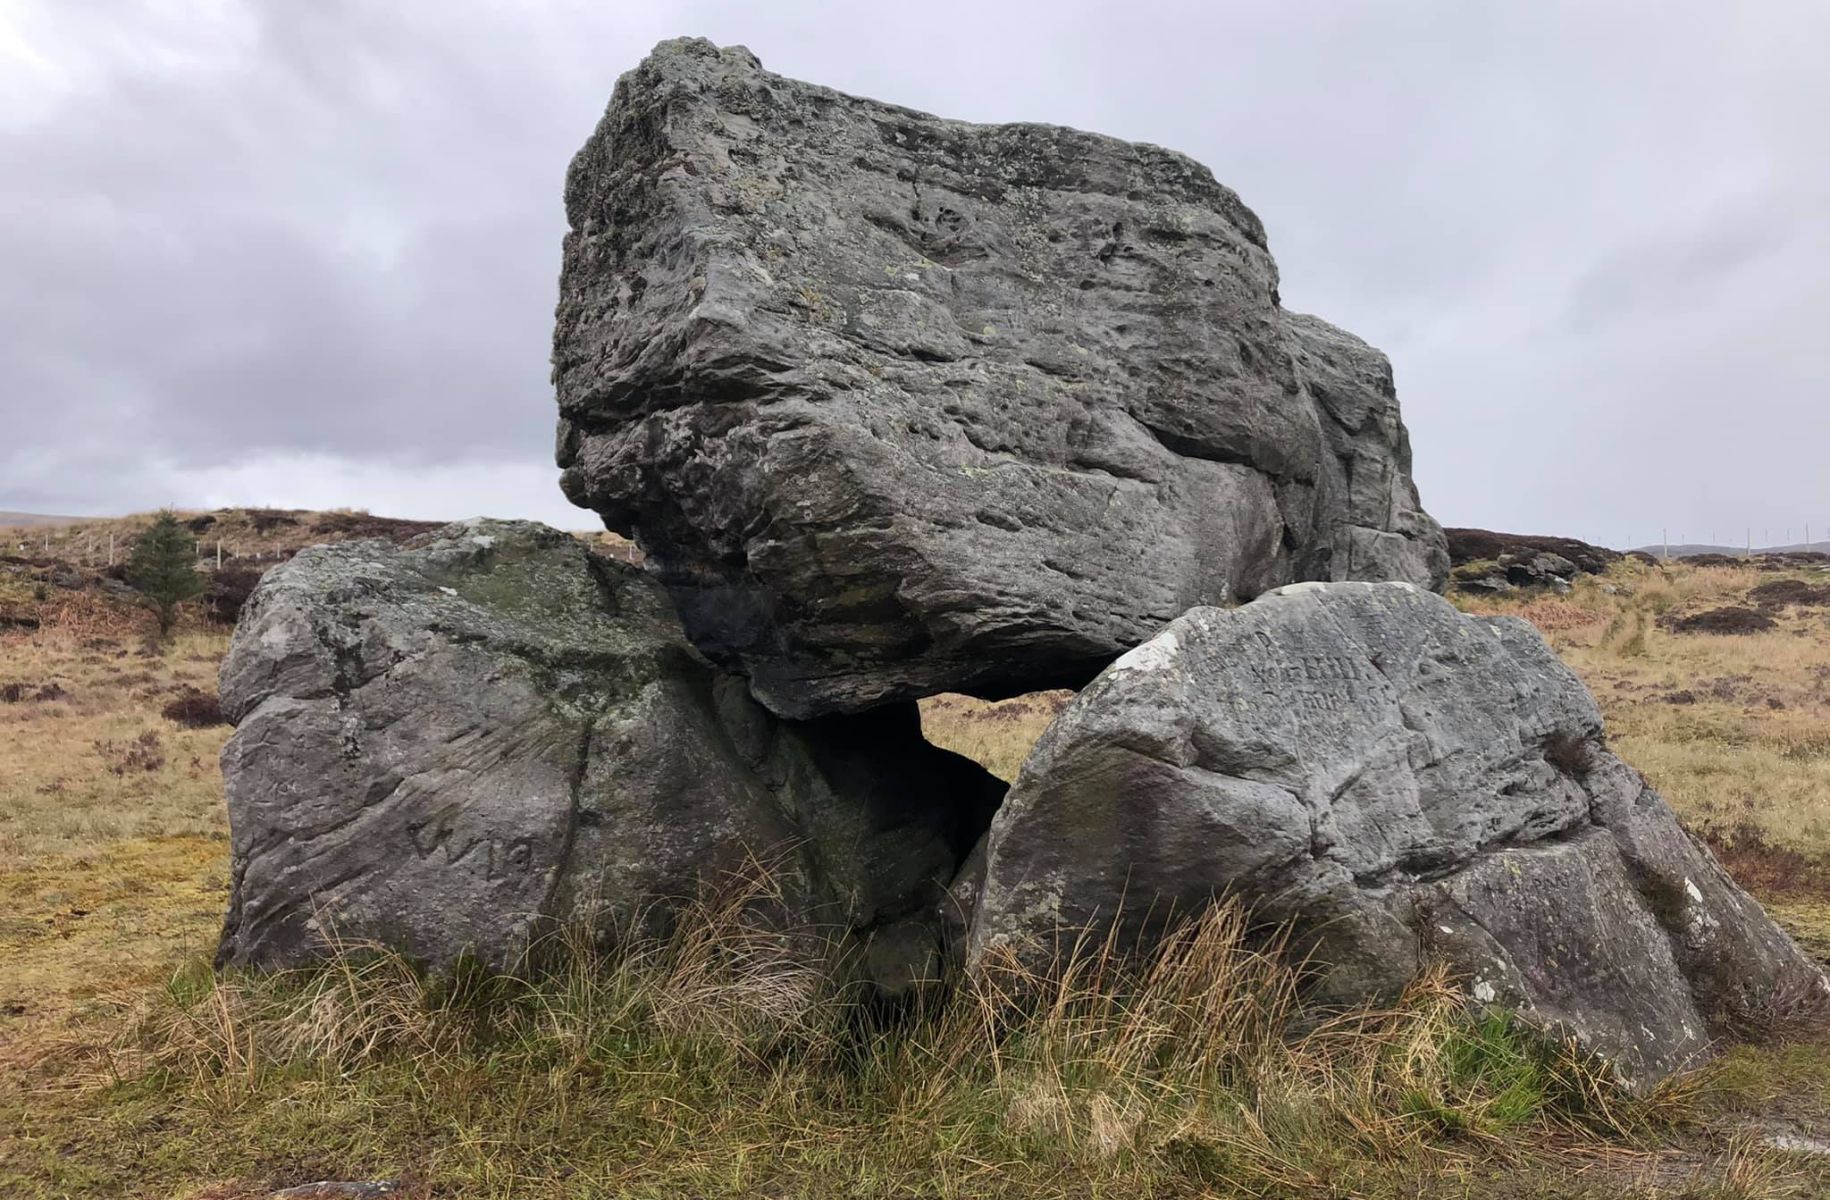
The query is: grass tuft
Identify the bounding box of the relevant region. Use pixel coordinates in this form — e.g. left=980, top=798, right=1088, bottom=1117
left=29, top=888, right=1663, bottom=1198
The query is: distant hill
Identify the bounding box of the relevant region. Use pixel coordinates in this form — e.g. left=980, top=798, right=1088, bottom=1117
left=1632, top=542, right=1830, bottom=559
left=0, top=511, right=85, bottom=529
left=1, top=507, right=445, bottom=565
left=0, top=506, right=638, bottom=568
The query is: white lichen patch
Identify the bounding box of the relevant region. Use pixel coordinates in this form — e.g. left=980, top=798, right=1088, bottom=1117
left=1108, top=629, right=1180, bottom=675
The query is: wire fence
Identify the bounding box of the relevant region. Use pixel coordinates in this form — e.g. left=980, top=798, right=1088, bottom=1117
left=8, top=528, right=644, bottom=569
left=1624, top=525, right=1827, bottom=560
left=5, top=531, right=289, bottom=570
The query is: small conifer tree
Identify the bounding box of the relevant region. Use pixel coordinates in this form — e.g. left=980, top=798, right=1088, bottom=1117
left=127, top=510, right=205, bottom=640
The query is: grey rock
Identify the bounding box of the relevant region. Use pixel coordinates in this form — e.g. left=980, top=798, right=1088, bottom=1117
left=216, top=520, right=1002, bottom=991
left=553, top=38, right=1447, bottom=718
left=1522, top=551, right=1580, bottom=579
left=1444, top=529, right=1621, bottom=578
left=1445, top=530, right=1619, bottom=597
left=1448, top=549, right=1581, bottom=596
left=1452, top=574, right=1516, bottom=596
left=1282, top=313, right=1448, bottom=588
left=268, top=1184, right=398, bottom=1200
left=967, top=581, right=1826, bottom=1086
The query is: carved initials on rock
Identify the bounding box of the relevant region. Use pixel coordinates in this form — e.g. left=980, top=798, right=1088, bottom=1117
left=407, top=806, right=538, bottom=880
left=1247, top=653, right=1377, bottom=687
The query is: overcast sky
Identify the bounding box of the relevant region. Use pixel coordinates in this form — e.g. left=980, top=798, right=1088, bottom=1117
left=3, top=1, right=1825, bottom=547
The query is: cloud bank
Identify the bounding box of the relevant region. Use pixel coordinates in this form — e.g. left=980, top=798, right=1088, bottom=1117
left=3, top=1, right=1825, bottom=543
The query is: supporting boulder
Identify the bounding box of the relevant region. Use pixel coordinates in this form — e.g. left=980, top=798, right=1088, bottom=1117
left=554, top=38, right=1447, bottom=718
left=216, top=520, right=1003, bottom=992
left=966, top=581, right=1826, bottom=1087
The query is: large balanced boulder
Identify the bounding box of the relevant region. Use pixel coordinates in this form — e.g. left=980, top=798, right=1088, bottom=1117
left=966, top=581, right=1826, bottom=1086
left=554, top=38, right=1448, bottom=718
left=216, top=520, right=1003, bottom=990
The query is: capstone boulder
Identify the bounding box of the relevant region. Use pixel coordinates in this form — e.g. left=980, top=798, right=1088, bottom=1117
left=216, top=520, right=1003, bottom=990
left=554, top=38, right=1447, bottom=718
left=966, top=581, right=1826, bottom=1087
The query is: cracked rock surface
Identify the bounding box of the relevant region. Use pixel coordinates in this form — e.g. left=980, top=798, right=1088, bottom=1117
left=966, top=581, right=1826, bottom=1087
left=215, top=520, right=1003, bottom=988
left=553, top=37, right=1447, bottom=719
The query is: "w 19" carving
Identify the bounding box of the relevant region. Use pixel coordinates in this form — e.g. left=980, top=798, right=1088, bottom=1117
left=407, top=806, right=537, bottom=880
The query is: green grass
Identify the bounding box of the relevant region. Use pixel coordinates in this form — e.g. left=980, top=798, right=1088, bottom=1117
left=2, top=895, right=1712, bottom=1199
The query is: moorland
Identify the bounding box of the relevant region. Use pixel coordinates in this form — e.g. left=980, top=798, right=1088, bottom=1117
left=3, top=513, right=1829, bottom=1198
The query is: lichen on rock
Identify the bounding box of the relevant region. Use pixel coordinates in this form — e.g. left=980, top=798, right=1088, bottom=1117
left=965, top=581, right=1828, bottom=1088
left=216, top=520, right=1004, bottom=992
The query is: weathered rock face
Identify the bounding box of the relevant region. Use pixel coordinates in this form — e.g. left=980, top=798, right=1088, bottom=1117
left=1286, top=314, right=1448, bottom=587
left=216, top=520, right=1003, bottom=990
left=554, top=38, right=1448, bottom=718
left=966, top=581, right=1826, bottom=1086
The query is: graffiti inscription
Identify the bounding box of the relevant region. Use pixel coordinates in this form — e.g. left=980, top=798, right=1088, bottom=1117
left=407, top=807, right=537, bottom=880
left=1246, top=653, right=1378, bottom=688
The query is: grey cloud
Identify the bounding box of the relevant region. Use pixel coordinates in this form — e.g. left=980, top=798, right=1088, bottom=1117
left=1562, top=204, right=1794, bottom=332
left=2, top=0, right=1825, bottom=543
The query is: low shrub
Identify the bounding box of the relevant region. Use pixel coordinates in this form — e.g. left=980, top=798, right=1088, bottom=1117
left=93, top=729, right=165, bottom=774
left=162, top=689, right=227, bottom=728
left=1750, top=578, right=1830, bottom=609
left=204, top=566, right=262, bottom=625
left=1659, top=607, right=1778, bottom=636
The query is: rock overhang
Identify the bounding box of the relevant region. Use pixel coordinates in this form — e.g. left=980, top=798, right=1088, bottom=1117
left=553, top=37, right=1449, bottom=718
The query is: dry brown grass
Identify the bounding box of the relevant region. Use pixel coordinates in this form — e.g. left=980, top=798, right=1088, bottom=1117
left=3, top=560, right=1830, bottom=1196
left=0, top=617, right=233, bottom=1079
left=0, top=507, right=427, bottom=567
left=0, top=627, right=230, bottom=865
left=920, top=691, right=1073, bottom=782
left=21, top=880, right=1702, bottom=1199
left=1456, top=560, right=1830, bottom=864
left=0, top=506, right=637, bottom=572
